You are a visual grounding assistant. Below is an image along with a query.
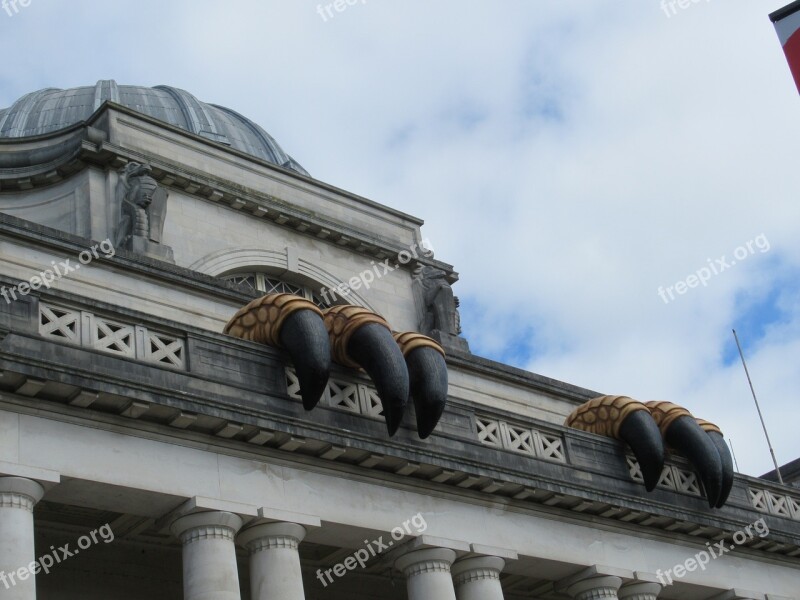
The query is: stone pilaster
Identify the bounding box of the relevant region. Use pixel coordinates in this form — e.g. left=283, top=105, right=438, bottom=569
left=0, top=477, right=45, bottom=600
left=452, top=555, right=506, bottom=600
left=395, top=548, right=458, bottom=600
left=170, top=510, right=243, bottom=600
left=238, top=522, right=307, bottom=600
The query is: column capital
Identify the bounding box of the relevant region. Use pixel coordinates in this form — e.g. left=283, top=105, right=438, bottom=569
left=567, top=576, right=623, bottom=600
left=451, top=555, right=505, bottom=586
left=0, top=477, right=45, bottom=511
left=618, top=582, right=663, bottom=600
left=395, top=547, right=457, bottom=578
left=557, top=565, right=630, bottom=600
left=238, top=522, right=307, bottom=553
left=170, top=510, right=243, bottom=545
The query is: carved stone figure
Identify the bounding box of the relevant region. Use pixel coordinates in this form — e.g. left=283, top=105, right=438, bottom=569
left=114, top=162, right=173, bottom=262
left=413, top=265, right=461, bottom=336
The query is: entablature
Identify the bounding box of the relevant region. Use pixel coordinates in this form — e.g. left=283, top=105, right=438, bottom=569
left=1, top=287, right=798, bottom=563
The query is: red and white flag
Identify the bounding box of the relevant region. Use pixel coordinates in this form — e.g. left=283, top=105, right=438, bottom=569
left=771, top=1, right=800, bottom=93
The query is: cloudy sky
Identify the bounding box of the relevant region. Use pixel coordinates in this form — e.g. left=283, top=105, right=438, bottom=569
left=1, top=0, right=798, bottom=477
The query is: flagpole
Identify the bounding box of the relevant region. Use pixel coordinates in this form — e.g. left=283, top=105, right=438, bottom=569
left=732, top=329, right=784, bottom=484
left=727, top=438, right=740, bottom=473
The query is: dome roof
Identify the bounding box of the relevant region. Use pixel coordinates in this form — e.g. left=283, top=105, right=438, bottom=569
left=0, top=80, right=309, bottom=176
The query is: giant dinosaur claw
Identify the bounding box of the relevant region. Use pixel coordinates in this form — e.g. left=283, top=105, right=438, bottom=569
left=647, top=402, right=723, bottom=508
left=566, top=396, right=665, bottom=492
left=697, top=419, right=734, bottom=508
left=394, top=332, right=448, bottom=439
left=224, top=293, right=331, bottom=410
left=324, top=306, right=410, bottom=436
left=618, top=410, right=666, bottom=492
left=279, top=310, right=332, bottom=410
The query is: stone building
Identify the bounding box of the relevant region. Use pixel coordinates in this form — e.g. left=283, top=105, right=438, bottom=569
left=0, top=81, right=797, bottom=600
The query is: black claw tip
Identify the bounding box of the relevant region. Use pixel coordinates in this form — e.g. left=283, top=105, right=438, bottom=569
left=707, top=431, right=734, bottom=508
left=348, top=323, right=410, bottom=436
left=279, top=310, right=332, bottom=411
left=405, top=346, right=448, bottom=439
left=665, top=416, right=724, bottom=508
left=618, top=410, right=666, bottom=492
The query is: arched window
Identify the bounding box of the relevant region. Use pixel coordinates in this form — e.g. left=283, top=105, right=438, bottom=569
left=222, top=272, right=330, bottom=307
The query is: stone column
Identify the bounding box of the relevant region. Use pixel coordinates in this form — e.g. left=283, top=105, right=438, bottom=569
left=619, top=582, right=662, bottom=600
left=0, top=477, right=45, bottom=600
left=238, top=522, right=307, bottom=600
left=395, top=548, right=458, bottom=600
left=452, top=556, right=506, bottom=600
left=170, top=510, right=243, bottom=600
left=564, top=575, right=623, bottom=600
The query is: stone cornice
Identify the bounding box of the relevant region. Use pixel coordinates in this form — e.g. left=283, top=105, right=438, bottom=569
left=446, top=349, right=596, bottom=407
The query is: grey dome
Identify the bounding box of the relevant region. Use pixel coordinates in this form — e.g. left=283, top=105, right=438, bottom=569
left=0, top=80, right=309, bottom=176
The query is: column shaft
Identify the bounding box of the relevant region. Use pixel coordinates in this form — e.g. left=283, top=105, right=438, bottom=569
left=171, top=511, right=243, bottom=600
left=0, top=477, right=45, bottom=600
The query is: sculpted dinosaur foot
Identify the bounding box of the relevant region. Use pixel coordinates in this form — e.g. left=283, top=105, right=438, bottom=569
left=394, top=332, right=448, bottom=439
left=224, top=294, right=331, bottom=410
left=697, top=419, right=735, bottom=508
left=324, top=306, right=410, bottom=436
left=646, top=402, right=724, bottom=508
left=566, top=396, right=665, bottom=492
